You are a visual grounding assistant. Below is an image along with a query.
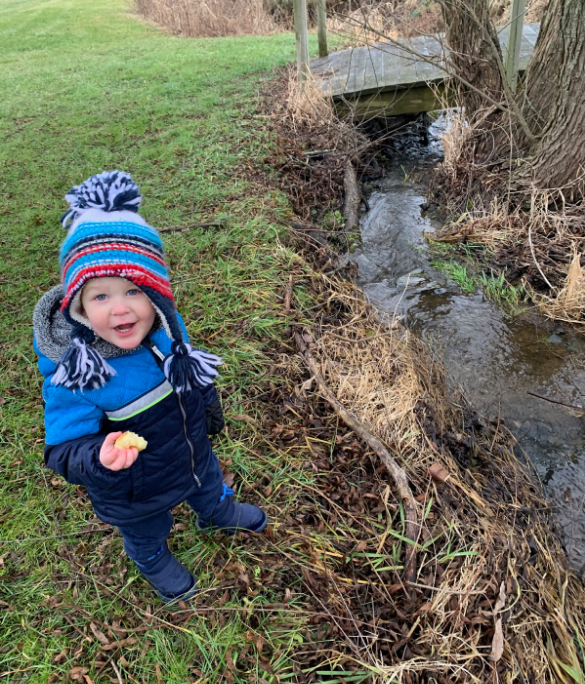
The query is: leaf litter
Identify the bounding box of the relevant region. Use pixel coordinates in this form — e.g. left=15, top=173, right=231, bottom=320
left=251, top=67, right=585, bottom=682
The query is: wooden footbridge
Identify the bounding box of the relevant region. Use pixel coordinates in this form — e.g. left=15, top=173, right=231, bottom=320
left=310, top=23, right=540, bottom=118
left=291, top=0, right=539, bottom=119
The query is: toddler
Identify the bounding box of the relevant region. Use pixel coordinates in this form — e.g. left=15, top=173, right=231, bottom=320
left=33, top=171, right=267, bottom=603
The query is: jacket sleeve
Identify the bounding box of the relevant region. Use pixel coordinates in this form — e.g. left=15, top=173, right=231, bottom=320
left=39, top=346, right=129, bottom=488
left=44, top=435, right=130, bottom=489
left=176, top=311, right=225, bottom=434
left=200, top=384, right=225, bottom=434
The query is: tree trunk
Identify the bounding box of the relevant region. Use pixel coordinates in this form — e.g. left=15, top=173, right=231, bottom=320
left=441, top=0, right=585, bottom=200
left=441, top=0, right=505, bottom=120
left=518, top=0, right=585, bottom=196
left=440, top=0, right=510, bottom=164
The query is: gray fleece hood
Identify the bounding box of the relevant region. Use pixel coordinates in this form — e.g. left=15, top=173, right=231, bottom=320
left=33, top=285, right=134, bottom=364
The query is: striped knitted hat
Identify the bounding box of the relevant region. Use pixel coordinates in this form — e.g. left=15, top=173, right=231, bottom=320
left=53, top=170, right=221, bottom=392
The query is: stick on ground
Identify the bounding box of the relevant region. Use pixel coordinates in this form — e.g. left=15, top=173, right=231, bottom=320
left=295, top=330, right=418, bottom=587
left=343, top=163, right=361, bottom=233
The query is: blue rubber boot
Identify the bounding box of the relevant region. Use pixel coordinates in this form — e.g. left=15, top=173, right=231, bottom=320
left=133, top=543, right=197, bottom=603
left=197, top=484, right=268, bottom=534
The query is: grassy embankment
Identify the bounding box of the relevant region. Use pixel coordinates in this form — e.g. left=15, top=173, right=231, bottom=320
left=0, top=0, right=322, bottom=680
left=4, top=2, right=585, bottom=683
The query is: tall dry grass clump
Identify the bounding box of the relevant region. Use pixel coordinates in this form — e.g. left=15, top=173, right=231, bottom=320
left=548, top=249, right=585, bottom=321
left=134, top=0, right=287, bottom=37
left=286, top=72, right=335, bottom=127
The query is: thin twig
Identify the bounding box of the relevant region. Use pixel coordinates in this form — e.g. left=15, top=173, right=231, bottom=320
left=527, top=391, right=585, bottom=414
left=159, top=222, right=225, bottom=233
left=111, top=660, right=123, bottom=684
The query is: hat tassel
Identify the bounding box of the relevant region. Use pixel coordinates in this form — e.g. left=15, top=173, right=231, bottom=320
left=52, top=337, right=116, bottom=391
left=163, top=342, right=222, bottom=393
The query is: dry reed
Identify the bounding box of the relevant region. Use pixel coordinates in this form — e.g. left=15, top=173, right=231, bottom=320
left=133, top=0, right=286, bottom=37
left=286, top=71, right=335, bottom=127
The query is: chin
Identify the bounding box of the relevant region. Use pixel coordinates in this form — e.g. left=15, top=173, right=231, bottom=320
left=104, top=333, right=145, bottom=350
left=115, top=338, right=144, bottom=350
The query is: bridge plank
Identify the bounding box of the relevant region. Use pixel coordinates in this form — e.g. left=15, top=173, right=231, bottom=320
left=357, top=45, right=382, bottom=95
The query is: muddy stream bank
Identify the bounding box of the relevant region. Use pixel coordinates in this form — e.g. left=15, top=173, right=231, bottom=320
left=350, top=116, right=585, bottom=571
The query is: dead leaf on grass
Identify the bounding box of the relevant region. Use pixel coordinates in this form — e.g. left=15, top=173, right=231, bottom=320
left=231, top=414, right=256, bottom=424
left=493, top=581, right=507, bottom=615
left=89, top=622, right=110, bottom=646
left=68, top=667, right=89, bottom=683
left=490, top=617, right=504, bottom=662
left=428, top=462, right=450, bottom=483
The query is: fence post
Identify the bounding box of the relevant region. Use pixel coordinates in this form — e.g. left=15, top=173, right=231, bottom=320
left=505, top=0, right=526, bottom=92
left=293, top=0, right=310, bottom=81
left=317, top=0, right=328, bottom=58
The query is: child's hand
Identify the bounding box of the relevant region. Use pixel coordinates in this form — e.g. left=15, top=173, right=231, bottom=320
left=99, top=432, right=140, bottom=471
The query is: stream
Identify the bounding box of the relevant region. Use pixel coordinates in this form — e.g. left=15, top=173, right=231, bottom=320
left=351, top=115, right=585, bottom=571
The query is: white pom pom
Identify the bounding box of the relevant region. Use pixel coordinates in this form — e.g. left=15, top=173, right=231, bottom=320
left=61, top=170, right=141, bottom=229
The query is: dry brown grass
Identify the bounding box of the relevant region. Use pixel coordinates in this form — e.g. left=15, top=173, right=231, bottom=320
left=133, top=0, right=548, bottom=41
left=290, top=274, right=585, bottom=681
left=433, top=173, right=585, bottom=324
left=544, top=249, right=585, bottom=322
left=286, top=71, right=335, bottom=127
left=133, top=0, right=287, bottom=37
left=329, top=0, right=547, bottom=47
left=329, top=1, right=443, bottom=44
left=491, top=0, right=550, bottom=24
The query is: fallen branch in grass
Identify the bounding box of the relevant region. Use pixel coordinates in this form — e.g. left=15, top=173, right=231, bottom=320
left=284, top=273, right=294, bottom=313
left=294, top=329, right=418, bottom=588
left=159, top=222, right=225, bottom=233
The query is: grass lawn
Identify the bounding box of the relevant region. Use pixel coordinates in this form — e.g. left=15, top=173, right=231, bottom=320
left=0, top=1, right=335, bottom=681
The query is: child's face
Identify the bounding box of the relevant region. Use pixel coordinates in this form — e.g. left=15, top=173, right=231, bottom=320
left=81, top=277, right=156, bottom=350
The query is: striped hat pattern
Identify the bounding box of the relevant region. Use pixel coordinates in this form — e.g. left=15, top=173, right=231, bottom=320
left=52, top=171, right=221, bottom=393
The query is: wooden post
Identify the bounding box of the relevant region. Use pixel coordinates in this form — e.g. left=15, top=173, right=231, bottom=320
left=317, top=0, right=328, bottom=58
left=505, top=0, right=526, bottom=92
left=293, top=0, right=310, bottom=81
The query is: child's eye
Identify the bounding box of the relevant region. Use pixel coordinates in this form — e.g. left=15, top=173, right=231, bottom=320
left=126, top=289, right=140, bottom=296
left=95, top=294, right=108, bottom=301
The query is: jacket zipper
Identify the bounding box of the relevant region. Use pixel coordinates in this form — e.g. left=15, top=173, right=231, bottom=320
left=147, top=343, right=202, bottom=488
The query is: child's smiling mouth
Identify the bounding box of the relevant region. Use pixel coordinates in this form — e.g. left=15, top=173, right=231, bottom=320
left=114, top=323, right=136, bottom=334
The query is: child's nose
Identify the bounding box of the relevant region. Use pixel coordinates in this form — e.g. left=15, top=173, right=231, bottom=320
left=111, top=297, right=131, bottom=315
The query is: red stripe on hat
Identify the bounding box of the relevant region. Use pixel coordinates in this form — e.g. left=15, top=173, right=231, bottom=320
left=62, top=242, right=166, bottom=282
left=61, top=264, right=174, bottom=311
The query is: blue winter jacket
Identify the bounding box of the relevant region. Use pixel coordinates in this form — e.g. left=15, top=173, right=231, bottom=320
left=33, top=286, right=221, bottom=526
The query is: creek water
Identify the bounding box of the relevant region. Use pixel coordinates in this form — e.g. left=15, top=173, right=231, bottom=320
left=350, top=116, right=585, bottom=571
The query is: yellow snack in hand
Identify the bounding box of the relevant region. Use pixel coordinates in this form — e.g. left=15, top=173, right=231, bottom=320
left=114, top=431, right=148, bottom=451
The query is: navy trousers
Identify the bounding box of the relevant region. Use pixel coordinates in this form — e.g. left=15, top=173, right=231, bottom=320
left=118, top=452, right=224, bottom=563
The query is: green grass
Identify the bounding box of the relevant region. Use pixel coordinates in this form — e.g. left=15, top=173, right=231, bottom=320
left=429, top=241, right=528, bottom=312
left=478, top=270, right=527, bottom=312
left=430, top=259, right=477, bottom=293
left=0, top=1, right=341, bottom=681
